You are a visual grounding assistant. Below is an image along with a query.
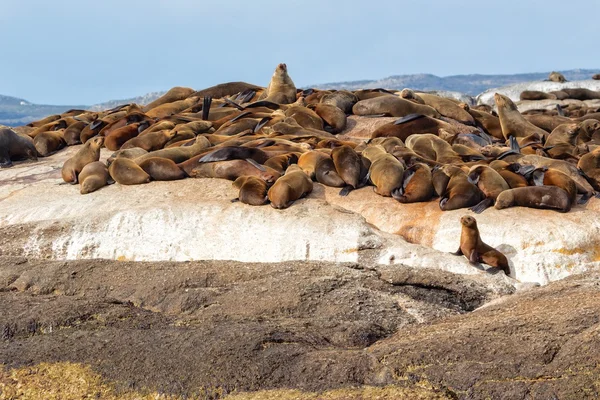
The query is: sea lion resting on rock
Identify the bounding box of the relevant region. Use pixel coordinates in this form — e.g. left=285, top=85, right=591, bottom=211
left=79, top=161, right=110, bottom=194
left=267, top=165, right=313, bottom=209
left=231, top=176, right=269, bottom=206
left=62, top=136, right=103, bottom=183
left=0, top=128, right=38, bottom=167
left=494, top=186, right=571, bottom=212
left=452, top=215, right=510, bottom=276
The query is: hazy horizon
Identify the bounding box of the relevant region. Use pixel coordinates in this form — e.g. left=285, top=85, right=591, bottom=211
left=2, top=0, right=599, bottom=105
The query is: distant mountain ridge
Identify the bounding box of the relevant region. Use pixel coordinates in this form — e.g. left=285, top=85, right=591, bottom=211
left=2, top=69, right=599, bottom=126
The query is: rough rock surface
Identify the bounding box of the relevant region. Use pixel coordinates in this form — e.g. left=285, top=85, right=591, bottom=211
left=0, top=256, right=598, bottom=399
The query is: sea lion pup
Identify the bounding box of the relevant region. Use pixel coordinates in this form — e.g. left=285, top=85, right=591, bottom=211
left=405, top=134, right=463, bottom=164
left=352, top=96, right=440, bottom=118
left=231, top=176, right=269, bottom=206
left=61, top=136, right=103, bottom=183
left=307, top=103, right=347, bottom=134
left=459, top=103, right=504, bottom=140
left=142, top=86, right=196, bottom=112
left=578, top=148, right=600, bottom=190
left=257, top=63, right=296, bottom=104
left=267, top=165, right=313, bottom=209
left=466, top=165, right=510, bottom=213
left=188, top=159, right=280, bottom=183
left=26, top=114, right=61, bottom=128
left=331, top=145, right=364, bottom=196
left=138, top=157, right=186, bottom=181
left=452, top=216, right=510, bottom=276
left=0, top=128, right=37, bottom=167
left=548, top=71, right=567, bottom=83
left=392, top=163, right=434, bottom=203
left=33, top=129, right=66, bottom=156
left=135, top=135, right=211, bottom=164
left=489, top=160, right=528, bottom=188
left=264, top=153, right=300, bottom=174
left=63, top=120, right=88, bottom=145
left=108, top=157, right=151, bottom=185
left=362, top=145, right=405, bottom=197
left=495, top=186, right=571, bottom=212
left=519, top=91, right=557, bottom=101
left=437, top=166, right=484, bottom=211
left=320, top=90, right=358, bottom=114
left=524, top=114, right=572, bottom=133
left=79, top=161, right=110, bottom=194
left=530, top=167, right=577, bottom=207
left=298, top=150, right=330, bottom=180
left=121, top=129, right=176, bottom=151
left=494, top=93, right=548, bottom=141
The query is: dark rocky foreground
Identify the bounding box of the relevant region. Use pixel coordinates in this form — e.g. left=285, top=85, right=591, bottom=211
left=1, top=256, right=599, bottom=399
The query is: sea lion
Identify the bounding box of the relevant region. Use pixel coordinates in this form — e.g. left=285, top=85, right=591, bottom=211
left=495, top=186, right=571, bottom=212
left=405, top=134, right=463, bottom=164
left=371, top=114, right=470, bottom=140
left=198, top=146, right=269, bottom=167
left=264, top=153, right=300, bottom=174
left=437, top=166, right=484, bottom=211
left=146, top=96, right=199, bottom=119
left=519, top=91, right=557, bottom=101
left=298, top=150, right=330, bottom=180
left=578, top=147, right=600, bottom=190
left=413, top=93, right=475, bottom=125
left=138, top=157, right=186, bottom=181
left=106, top=147, right=148, bottom=167
left=452, top=216, right=510, bottom=276
left=494, top=93, right=547, bottom=141
left=190, top=82, right=262, bottom=101
left=27, top=119, right=68, bottom=139
left=523, top=114, right=571, bottom=133
left=331, top=145, right=363, bottom=196
left=258, top=63, right=296, bottom=104
left=231, top=176, right=269, bottom=206
left=548, top=71, right=567, bottom=83
left=562, top=88, right=600, bottom=101
left=33, top=129, right=66, bottom=156
left=61, top=137, right=103, bottom=183
left=134, top=135, right=211, bottom=164
left=530, top=168, right=577, bottom=208
left=308, top=103, right=347, bottom=134
left=267, top=165, right=313, bottom=209
left=489, top=160, right=528, bottom=188
left=392, top=163, right=434, bottom=203
left=79, top=161, right=110, bottom=194
left=544, top=123, right=580, bottom=160
left=63, top=121, right=88, bottom=145
left=399, top=89, right=426, bottom=104
left=352, top=96, right=440, bottom=118
left=466, top=165, right=510, bottom=213
left=576, top=119, right=600, bottom=144
left=142, top=87, right=196, bottom=112
left=104, top=121, right=151, bottom=151
left=460, top=103, right=504, bottom=140
left=26, top=114, right=61, bottom=128
left=188, top=159, right=280, bottom=183
left=121, top=129, right=176, bottom=151
left=108, top=157, right=151, bottom=185
left=0, top=128, right=37, bottom=167
left=320, top=90, right=358, bottom=114
left=315, top=157, right=346, bottom=187
left=363, top=146, right=405, bottom=197
left=284, top=105, right=323, bottom=130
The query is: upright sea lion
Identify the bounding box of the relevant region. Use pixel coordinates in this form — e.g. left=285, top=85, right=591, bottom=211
left=33, top=129, right=66, bottom=156
left=61, top=137, right=103, bottom=183
left=0, top=128, right=37, bottom=167
left=392, top=163, right=434, bottom=203
left=138, top=157, right=186, bottom=181
left=548, top=71, right=567, bottom=83
left=452, top=216, right=510, bottom=276
left=466, top=165, right=510, bottom=213
left=79, top=161, right=110, bottom=194
left=258, top=63, right=296, bottom=104
left=267, top=165, right=313, bottom=209
left=494, top=93, right=547, bottom=141
left=495, top=186, right=571, bottom=212
left=231, top=176, right=269, bottom=206
left=352, top=96, right=440, bottom=118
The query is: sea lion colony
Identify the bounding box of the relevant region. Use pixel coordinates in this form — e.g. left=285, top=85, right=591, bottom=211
left=2, top=64, right=600, bottom=216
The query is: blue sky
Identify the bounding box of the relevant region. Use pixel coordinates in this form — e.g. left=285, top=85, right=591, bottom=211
left=1, top=0, right=598, bottom=105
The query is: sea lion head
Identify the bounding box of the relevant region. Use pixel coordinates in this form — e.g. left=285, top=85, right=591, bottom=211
left=400, top=88, right=415, bottom=99
left=494, top=93, right=517, bottom=111
left=460, top=215, right=477, bottom=228
left=458, top=102, right=470, bottom=111
left=89, top=136, right=104, bottom=149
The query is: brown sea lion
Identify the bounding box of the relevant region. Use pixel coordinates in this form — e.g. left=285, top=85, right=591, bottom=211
left=33, top=129, right=66, bottom=156
left=331, top=145, right=363, bottom=196
left=489, top=160, right=528, bottom=188
left=524, top=114, right=572, bottom=133
left=284, top=105, right=323, bottom=130
left=106, top=147, right=148, bottom=167
left=519, top=91, right=557, bottom=101
left=545, top=123, right=580, bottom=160
left=363, top=146, right=405, bottom=197
left=495, top=186, right=571, bottom=212
left=135, top=135, right=211, bottom=165
left=121, top=129, right=176, bottom=151
left=26, top=114, right=61, bottom=128
left=530, top=167, right=577, bottom=207
left=142, top=87, right=196, bottom=112
left=138, top=157, right=186, bottom=181
left=320, top=90, right=358, bottom=114
left=264, top=153, right=300, bottom=174
left=494, top=93, right=547, bottom=141
left=437, top=166, right=484, bottom=211
left=562, top=88, right=600, bottom=101
left=79, top=161, right=110, bottom=194
left=298, top=151, right=330, bottom=180
left=459, top=103, right=504, bottom=140
left=593, top=74, right=600, bottom=80
left=452, top=216, right=510, bottom=276
left=548, top=71, right=567, bottom=83
left=578, top=148, right=600, bottom=190
left=27, top=119, right=68, bottom=139
left=146, top=96, right=199, bottom=119
left=399, top=88, right=426, bottom=104
left=63, top=121, right=88, bottom=145
left=108, top=157, right=151, bottom=185
left=61, top=137, right=103, bottom=183
left=104, top=121, right=151, bottom=151
left=267, top=165, right=313, bottom=209
left=258, top=63, right=296, bottom=104
left=188, top=159, right=280, bottom=183
left=308, top=103, right=347, bottom=134
left=371, top=114, right=468, bottom=141
left=466, top=165, right=510, bottom=213
left=392, top=163, right=434, bottom=203
left=231, top=176, right=269, bottom=206
left=576, top=119, right=600, bottom=144
left=414, top=93, right=475, bottom=124
left=0, top=128, right=37, bottom=167
left=315, top=157, right=346, bottom=187
left=406, top=134, right=463, bottom=164
left=352, top=96, right=440, bottom=118
left=518, top=154, right=595, bottom=197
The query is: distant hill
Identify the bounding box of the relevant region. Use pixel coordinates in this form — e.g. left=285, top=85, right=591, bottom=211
left=313, top=69, right=600, bottom=95
left=2, top=69, right=599, bottom=126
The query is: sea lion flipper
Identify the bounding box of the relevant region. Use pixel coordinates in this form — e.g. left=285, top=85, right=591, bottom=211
left=393, top=114, right=425, bottom=125
left=478, top=130, right=494, bottom=146
left=230, top=111, right=252, bottom=123
left=245, top=158, right=266, bottom=172
left=517, top=165, right=536, bottom=178
left=202, top=96, right=212, bottom=121
left=339, top=185, right=354, bottom=196
left=230, top=198, right=240, bottom=203
left=223, top=97, right=245, bottom=111
left=578, top=193, right=592, bottom=204
left=509, top=136, right=520, bottom=153
left=254, top=117, right=270, bottom=133
left=450, top=247, right=463, bottom=256
left=469, top=198, right=493, bottom=214
left=556, top=104, right=565, bottom=117
left=237, top=89, right=256, bottom=104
